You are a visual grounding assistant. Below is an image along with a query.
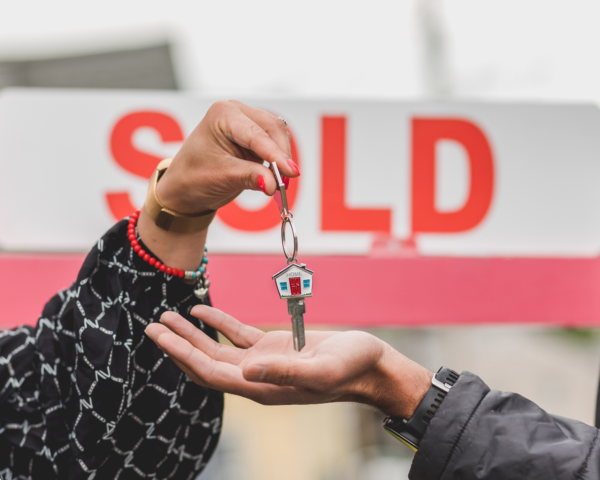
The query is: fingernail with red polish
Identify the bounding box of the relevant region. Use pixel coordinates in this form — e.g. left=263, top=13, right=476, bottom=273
left=257, top=176, right=267, bottom=193
left=287, top=159, right=300, bottom=176
left=282, top=176, right=290, bottom=189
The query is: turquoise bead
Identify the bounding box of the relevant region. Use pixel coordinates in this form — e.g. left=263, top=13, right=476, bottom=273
left=199, top=266, right=205, bottom=274
left=192, top=272, right=197, bottom=279
left=203, top=257, right=208, bottom=264
left=204, top=246, right=208, bottom=252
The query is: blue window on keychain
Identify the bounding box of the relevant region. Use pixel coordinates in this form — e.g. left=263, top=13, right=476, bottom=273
left=280, top=282, right=288, bottom=291
left=303, top=279, right=310, bottom=288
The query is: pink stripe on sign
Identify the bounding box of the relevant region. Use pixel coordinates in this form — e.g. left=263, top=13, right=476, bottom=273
left=1, top=254, right=600, bottom=330
left=0, top=254, right=86, bottom=329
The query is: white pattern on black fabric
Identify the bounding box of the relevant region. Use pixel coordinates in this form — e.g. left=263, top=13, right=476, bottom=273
left=0, top=220, right=223, bottom=479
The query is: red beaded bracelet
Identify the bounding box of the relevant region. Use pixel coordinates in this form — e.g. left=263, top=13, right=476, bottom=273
left=127, top=211, right=210, bottom=293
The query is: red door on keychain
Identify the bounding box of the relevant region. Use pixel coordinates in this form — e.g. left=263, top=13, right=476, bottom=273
left=289, top=277, right=302, bottom=296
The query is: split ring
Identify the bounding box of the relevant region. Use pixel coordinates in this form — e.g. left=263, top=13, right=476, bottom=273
left=281, top=215, right=298, bottom=264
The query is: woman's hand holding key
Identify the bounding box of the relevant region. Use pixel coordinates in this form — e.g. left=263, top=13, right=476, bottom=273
left=137, top=100, right=299, bottom=273
left=145, top=305, right=432, bottom=419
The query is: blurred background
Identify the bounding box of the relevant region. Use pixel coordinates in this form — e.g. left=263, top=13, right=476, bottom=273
left=3, top=1, right=600, bottom=479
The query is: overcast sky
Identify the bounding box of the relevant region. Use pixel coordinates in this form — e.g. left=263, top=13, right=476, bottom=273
left=2, top=0, right=600, bottom=103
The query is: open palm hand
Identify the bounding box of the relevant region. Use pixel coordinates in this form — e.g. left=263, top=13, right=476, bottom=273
left=145, top=305, right=394, bottom=408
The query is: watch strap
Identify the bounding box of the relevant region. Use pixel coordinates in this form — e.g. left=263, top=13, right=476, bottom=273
left=383, top=367, right=460, bottom=451
left=144, top=159, right=217, bottom=233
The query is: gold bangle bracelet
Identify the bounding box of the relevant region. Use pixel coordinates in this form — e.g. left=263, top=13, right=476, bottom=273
left=144, top=159, right=217, bottom=234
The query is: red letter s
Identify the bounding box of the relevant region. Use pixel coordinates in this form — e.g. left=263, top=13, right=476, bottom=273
left=106, top=111, right=184, bottom=220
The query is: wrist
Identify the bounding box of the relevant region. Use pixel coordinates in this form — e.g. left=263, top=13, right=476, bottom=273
left=137, top=209, right=208, bottom=273
left=368, top=346, right=432, bottom=418
left=155, top=163, right=198, bottom=214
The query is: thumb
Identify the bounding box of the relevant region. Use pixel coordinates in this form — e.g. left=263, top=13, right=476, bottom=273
left=243, top=355, right=321, bottom=388
left=227, top=157, right=279, bottom=196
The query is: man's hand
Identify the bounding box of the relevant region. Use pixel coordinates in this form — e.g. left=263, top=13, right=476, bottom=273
left=145, top=305, right=432, bottom=418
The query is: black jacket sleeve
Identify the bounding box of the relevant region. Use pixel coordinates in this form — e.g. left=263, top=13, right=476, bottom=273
left=0, top=219, right=223, bottom=480
left=410, top=372, right=600, bottom=480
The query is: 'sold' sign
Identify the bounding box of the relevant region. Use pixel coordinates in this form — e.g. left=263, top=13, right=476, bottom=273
left=2, top=89, right=600, bottom=328
left=1, top=89, right=600, bottom=257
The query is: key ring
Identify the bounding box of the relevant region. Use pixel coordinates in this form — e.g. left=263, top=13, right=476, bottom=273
left=271, top=162, right=298, bottom=264
left=271, top=162, right=290, bottom=216
left=281, top=215, right=298, bottom=264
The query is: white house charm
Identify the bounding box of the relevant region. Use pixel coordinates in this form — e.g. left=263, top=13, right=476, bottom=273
left=272, top=263, right=314, bottom=299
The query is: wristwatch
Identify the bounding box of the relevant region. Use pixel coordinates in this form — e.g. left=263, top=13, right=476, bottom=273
left=383, top=367, right=460, bottom=451
left=144, top=158, right=217, bottom=233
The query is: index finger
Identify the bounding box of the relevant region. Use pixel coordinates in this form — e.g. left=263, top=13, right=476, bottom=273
left=153, top=328, right=294, bottom=402
left=160, top=310, right=247, bottom=365
left=191, top=305, right=265, bottom=349
left=228, top=100, right=294, bottom=170
left=214, top=102, right=298, bottom=178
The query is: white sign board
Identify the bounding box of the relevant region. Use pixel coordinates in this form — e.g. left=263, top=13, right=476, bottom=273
left=1, top=88, right=600, bottom=257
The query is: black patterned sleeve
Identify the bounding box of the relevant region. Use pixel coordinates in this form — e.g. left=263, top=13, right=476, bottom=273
left=0, top=219, right=224, bottom=480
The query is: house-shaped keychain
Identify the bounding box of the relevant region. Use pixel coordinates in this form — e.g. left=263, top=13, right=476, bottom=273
left=272, top=263, right=314, bottom=299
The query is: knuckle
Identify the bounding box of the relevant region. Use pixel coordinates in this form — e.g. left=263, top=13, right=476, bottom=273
left=266, top=115, right=286, bottom=134
left=241, top=168, right=256, bottom=190
left=248, top=123, right=267, bottom=139
left=217, top=310, right=228, bottom=329
left=262, top=122, right=287, bottom=142
left=188, top=323, right=200, bottom=339
left=207, top=359, right=217, bottom=379
left=213, top=342, right=224, bottom=358
left=234, top=321, right=244, bottom=339
left=205, top=101, right=230, bottom=126
left=184, top=345, right=195, bottom=365
left=210, top=100, right=230, bottom=114
left=275, top=363, right=293, bottom=387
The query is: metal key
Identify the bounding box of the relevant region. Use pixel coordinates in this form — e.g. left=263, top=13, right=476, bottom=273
left=270, top=161, right=313, bottom=352
left=273, top=259, right=313, bottom=351
left=288, top=298, right=306, bottom=351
